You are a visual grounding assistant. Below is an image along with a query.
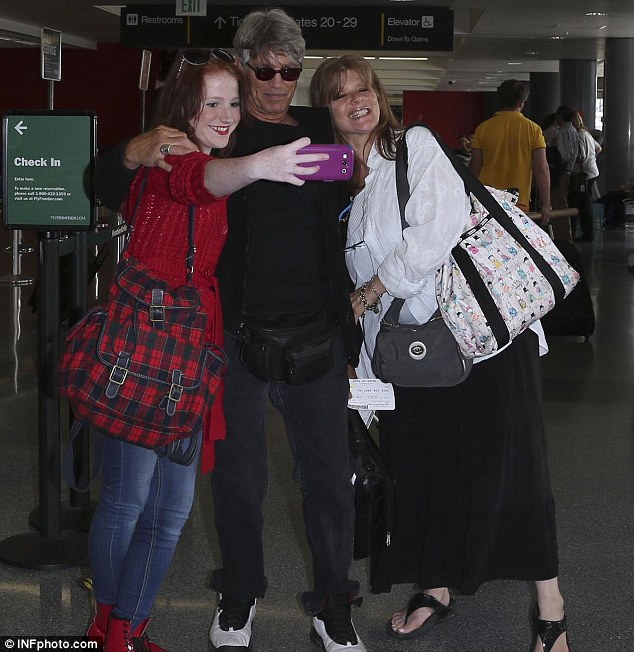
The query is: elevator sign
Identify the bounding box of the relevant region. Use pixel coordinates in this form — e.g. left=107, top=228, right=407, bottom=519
left=2, top=111, right=96, bottom=230
left=121, top=5, right=454, bottom=51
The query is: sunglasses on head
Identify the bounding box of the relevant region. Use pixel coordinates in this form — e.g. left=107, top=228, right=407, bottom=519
left=176, top=48, right=235, bottom=78
left=245, top=61, right=302, bottom=82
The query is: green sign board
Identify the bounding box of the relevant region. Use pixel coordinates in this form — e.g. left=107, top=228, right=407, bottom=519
left=2, top=111, right=96, bottom=230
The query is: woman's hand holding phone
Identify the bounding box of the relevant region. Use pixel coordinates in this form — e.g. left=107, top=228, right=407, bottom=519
left=296, top=143, right=354, bottom=181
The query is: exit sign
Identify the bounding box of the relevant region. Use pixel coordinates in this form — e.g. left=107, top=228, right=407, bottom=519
left=176, top=0, right=207, bottom=16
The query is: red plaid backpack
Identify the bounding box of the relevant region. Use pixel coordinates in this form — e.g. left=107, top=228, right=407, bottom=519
left=58, top=188, right=226, bottom=451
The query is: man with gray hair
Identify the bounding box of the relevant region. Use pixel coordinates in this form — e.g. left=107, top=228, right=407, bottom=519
left=207, top=10, right=364, bottom=651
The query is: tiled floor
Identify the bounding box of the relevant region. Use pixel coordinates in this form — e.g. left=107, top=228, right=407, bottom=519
left=0, top=224, right=632, bottom=651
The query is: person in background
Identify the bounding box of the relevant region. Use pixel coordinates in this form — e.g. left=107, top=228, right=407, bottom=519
left=555, top=105, right=580, bottom=173
left=542, top=112, right=566, bottom=198
left=469, top=79, right=552, bottom=227
left=452, top=132, right=474, bottom=165
left=310, top=54, right=570, bottom=652
left=542, top=112, right=559, bottom=146
left=90, top=49, right=327, bottom=652
left=551, top=104, right=580, bottom=222
left=571, top=110, right=602, bottom=242
left=95, top=9, right=365, bottom=652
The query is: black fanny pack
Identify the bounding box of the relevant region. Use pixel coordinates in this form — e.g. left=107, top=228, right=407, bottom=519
left=238, top=311, right=338, bottom=385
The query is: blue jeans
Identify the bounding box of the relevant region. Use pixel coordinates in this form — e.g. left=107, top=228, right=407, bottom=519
left=89, top=433, right=200, bottom=628
left=210, top=332, right=358, bottom=615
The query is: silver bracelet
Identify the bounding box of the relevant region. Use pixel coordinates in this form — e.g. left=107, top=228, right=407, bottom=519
left=359, top=283, right=381, bottom=314
left=367, top=275, right=384, bottom=300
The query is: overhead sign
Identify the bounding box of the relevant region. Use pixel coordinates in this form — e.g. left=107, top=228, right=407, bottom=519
left=121, top=5, right=454, bottom=51
left=176, top=0, right=207, bottom=17
left=41, top=28, right=61, bottom=81
left=2, top=111, right=96, bottom=230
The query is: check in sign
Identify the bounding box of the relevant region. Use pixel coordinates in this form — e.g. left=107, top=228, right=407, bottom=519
left=2, top=111, right=96, bottom=230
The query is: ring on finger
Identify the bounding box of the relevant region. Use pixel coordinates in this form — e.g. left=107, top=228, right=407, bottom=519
left=159, top=143, right=172, bottom=156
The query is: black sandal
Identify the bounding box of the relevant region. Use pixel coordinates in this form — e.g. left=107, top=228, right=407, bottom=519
left=534, top=611, right=570, bottom=652
left=386, top=592, right=456, bottom=640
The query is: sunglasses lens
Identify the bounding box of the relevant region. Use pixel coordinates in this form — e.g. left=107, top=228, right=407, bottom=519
left=254, top=67, right=277, bottom=81
left=183, top=49, right=211, bottom=65
left=280, top=68, right=302, bottom=81
left=211, top=48, right=235, bottom=63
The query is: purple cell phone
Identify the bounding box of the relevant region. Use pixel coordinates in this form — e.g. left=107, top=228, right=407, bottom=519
left=296, top=144, right=354, bottom=181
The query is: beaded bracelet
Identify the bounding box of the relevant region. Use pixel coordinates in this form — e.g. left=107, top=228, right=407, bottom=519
left=359, top=282, right=381, bottom=314
left=367, top=275, right=384, bottom=301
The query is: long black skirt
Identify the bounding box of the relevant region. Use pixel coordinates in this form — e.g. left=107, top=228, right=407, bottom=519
left=371, top=329, right=559, bottom=595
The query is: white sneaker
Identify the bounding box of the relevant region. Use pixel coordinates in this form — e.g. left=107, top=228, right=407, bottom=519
left=310, top=594, right=366, bottom=652
left=209, top=594, right=256, bottom=650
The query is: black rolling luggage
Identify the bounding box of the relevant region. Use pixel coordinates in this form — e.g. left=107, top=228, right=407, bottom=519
left=541, top=239, right=595, bottom=339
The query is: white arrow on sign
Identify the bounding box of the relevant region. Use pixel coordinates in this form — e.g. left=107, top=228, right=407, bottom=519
left=214, top=16, right=226, bottom=28
left=14, top=120, right=27, bottom=135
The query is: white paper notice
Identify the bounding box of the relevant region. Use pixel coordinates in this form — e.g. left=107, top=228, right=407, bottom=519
left=348, top=378, right=395, bottom=411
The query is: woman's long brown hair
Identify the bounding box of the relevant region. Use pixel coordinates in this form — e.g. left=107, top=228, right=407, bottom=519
left=309, top=54, right=402, bottom=191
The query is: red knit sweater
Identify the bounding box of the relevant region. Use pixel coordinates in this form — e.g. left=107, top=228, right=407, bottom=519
left=123, top=152, right=228, bottom=473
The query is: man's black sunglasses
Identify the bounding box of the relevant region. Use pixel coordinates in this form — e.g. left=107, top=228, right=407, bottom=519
left=177, top=48, right=235, bottom=78
left=245, top=61, right=302, bottom=82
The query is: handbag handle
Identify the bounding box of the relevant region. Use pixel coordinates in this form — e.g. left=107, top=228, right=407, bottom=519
left=124, top=169, right=197, bottom=283
left=395, top=122, right=566, bottom=304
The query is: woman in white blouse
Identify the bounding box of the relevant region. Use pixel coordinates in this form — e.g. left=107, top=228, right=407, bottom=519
left=310, top=55, right=570, bottom=652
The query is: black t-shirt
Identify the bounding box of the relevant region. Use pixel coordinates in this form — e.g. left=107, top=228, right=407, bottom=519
left=217, top=107, right=342, bottom=331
